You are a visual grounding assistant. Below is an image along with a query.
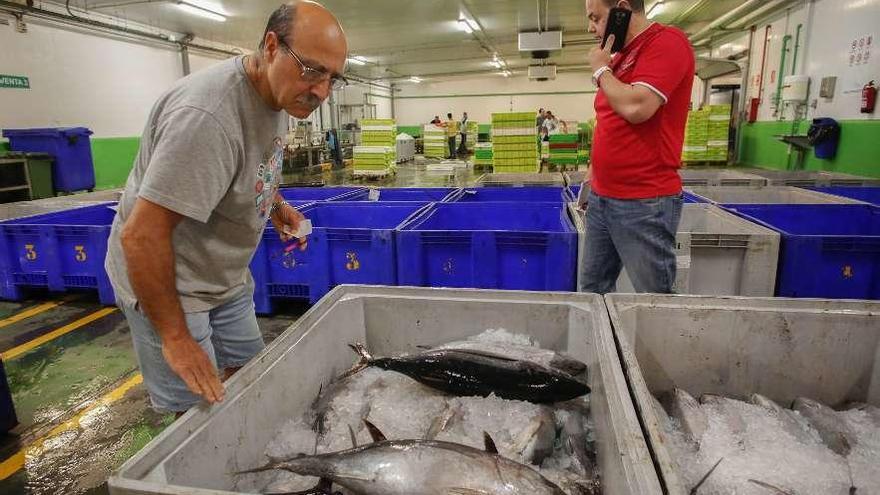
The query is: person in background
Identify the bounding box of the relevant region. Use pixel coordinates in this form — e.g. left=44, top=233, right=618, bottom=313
left=536, top=108, right=546, bottom=129
left=580, top=0, right=695, bottom=294
left=444, top=112, right=458, bottom=158
left=541, top=111, right=559, bottom=141
left=430, top=115, right=441, bottom=125
left=457, top=112, right=469, bottom=156
left=105, top=1, right=347, bottom=413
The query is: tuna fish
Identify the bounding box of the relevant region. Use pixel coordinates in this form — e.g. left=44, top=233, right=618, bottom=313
left=749, top=393, right=818, bottom=445
left=343, top=343, right=590, bottom=403
left=792, top=397, right=856, bottom=456
left=241, top=420, right=567, bottom=495
left=432, top=340, right=588, bottom=378
left=668, top=388, right=708, bottom=445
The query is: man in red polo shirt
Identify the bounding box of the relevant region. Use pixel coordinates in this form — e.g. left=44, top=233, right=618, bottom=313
left=579, top=0, right=694, bottom=294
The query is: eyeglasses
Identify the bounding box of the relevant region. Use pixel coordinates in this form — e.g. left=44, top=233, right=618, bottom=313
left=278, top=38, right=347, bottom=91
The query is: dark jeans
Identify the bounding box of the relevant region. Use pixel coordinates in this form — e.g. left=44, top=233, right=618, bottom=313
left=447, top=136, right=456, bottom=158
left=579, top=190, right=683, bottom=294
left=457, top=133, right=467, bottom=154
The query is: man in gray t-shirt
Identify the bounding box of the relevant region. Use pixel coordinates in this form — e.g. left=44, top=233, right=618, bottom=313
left=105, top=1, right=348, bottom=413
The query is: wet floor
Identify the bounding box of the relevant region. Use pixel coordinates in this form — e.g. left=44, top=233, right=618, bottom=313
left=0, top=157, right=507, bottom=494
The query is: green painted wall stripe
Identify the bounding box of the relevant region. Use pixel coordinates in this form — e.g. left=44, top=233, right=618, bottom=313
left=737, top=119, right=880, bottom=178
left=90, top=137, right=140, bottom=190
left=396, top=90, right=597, bottom=100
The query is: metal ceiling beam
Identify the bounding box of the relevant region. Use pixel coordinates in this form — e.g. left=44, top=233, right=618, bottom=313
left=689, top=0, right=766, bottom=44
left=88, top=0, right=168, bottom=9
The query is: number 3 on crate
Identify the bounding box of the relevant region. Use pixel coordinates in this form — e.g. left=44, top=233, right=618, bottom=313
left=24, top=244, right=37, bottom=261
left=74, top=245, right=87, bottom=262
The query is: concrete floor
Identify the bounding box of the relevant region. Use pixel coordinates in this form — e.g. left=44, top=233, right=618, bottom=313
left=0, top=156, right=538, bottom=494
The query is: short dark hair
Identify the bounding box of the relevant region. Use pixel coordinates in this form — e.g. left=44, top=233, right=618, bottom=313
left=602, top=0, right=645, bottom=12
left=447, top=113, right=453, bottom=118
left=260, top=2, right=299, bottom=50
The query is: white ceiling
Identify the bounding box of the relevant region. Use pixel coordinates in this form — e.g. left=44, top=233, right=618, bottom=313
left=61, top=0, right=754, bottom=81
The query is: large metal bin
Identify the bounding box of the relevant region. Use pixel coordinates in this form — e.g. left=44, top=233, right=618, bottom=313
left=748, top=170, right=880, bottom=187
left=686, top=185, right=867, bottom=205
left=569, top=203, right=780, bottom=296
left=679, top=169, right=769, bottom=187
left=109, top=286, right=662, bottom=495
left=476, top=172, right=564, bottom=187
left=605, top=294, right=880, bottom=495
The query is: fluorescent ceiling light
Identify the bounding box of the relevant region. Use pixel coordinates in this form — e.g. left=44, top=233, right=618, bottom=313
left=457, top=19, right=473, bottom=34
left=500, top=71, right=511, bottom=77
left=647, top=1, right=665, bottom=19
left=176, top=1, right=227, bottom=22
left=409, top=76, right=422, bottom=83
left=348, top=55, right=367, bottom=65
left=490, top=60, right=502, bottom=69
left=466, top=19, right=480, bottom=31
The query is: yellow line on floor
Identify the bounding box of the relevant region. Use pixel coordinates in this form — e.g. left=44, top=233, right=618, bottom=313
left=0, top=307, right=117, bottom=361
left=0, top=373, right=143, bottom=481
left=0, top=297, right=74, bottom=330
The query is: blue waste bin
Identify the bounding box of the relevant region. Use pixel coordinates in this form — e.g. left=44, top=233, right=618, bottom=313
left=807, top=118, right=840, bottom=160
left=2, top=127, right=96, bottom=193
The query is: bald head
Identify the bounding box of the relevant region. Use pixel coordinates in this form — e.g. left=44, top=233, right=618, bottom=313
left=260, top=1, right=347, bottom=54
left=252, top=1, right=348, bottom=117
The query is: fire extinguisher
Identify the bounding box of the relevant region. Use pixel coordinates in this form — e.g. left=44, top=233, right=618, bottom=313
left=863, top=81, right=877, bottom=114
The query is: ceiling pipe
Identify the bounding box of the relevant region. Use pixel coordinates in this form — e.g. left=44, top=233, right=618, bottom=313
left=689, top=0, right=766, bottom=44
left=671, top=0, right=712, bottom=26
left=0, top=0, right=239, bottom=57
left=726, top=0, right=798, bottom=30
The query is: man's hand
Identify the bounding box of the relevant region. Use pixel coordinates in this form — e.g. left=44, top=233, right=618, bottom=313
left=162, top=333, right=225, bottom=404
left=271, top=202, right=308, bottom=247
left=589, top=34, right=615, bottom=73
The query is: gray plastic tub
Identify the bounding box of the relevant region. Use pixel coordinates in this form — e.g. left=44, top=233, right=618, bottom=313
left=569, top=203, right=780, bottom=296
left=564, top=170, right=588, bottom=186
left=477, top=172, right=564, bottom=187
left=686, top=185, right=867, bottom=205
left=679, top=169, right=769, bottom=187
left=605, top=294, right=880, bottom=495
left=749, top=170, right=880, bottom=187
left=109, top=286, right=662, bottom=495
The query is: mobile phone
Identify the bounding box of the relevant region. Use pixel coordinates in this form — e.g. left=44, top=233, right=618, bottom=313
left=602, top=7, right=631, bottom=54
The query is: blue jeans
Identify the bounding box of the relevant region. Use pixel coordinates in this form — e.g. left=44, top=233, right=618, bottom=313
left=580, top=190, right=682, bottom=294
left=448, top=136, right=456, bottom=158
left=120, top=288, right=265, bottom=412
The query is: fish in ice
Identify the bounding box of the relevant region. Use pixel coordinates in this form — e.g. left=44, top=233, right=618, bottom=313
left=241, top=420, right=567, bottom=495
left=668, top=388, right=707, bottom=445
left=432, top=339, right=588, bottom=378
left=749, top=393, right=818, bottom=445
left=343, top=343, right=590, bottom=403
left=792, top=397, right=856, bottom=456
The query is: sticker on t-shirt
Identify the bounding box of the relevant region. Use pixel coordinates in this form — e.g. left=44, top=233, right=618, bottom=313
left=255, top=137, right=285, bottom=218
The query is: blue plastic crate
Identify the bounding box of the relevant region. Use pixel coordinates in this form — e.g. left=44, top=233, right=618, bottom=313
left=367, top=188, right=458, bottom=202
left=0, top=203, right=117, bottom=304
left=808, top=187, right=880, bottom=207
left=250, top=201, right=430, bottom=312
left=279, top=186, right=367, bottom=202
left=396, top=202, right=577, bottom=291
left=455, top=186, right=572, bottom=203
left=727, top=204, right=880, bottom=299
left=2, top=127, right=96, bottom=193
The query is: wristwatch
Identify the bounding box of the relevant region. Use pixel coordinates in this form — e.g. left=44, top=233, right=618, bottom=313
left=592, top=65, right=612, bottom=87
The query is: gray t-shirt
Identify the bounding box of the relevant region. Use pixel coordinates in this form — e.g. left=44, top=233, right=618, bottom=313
left=105, top=56, right=287, bottom=313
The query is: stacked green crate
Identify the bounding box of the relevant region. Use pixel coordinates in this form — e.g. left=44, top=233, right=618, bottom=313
left=491, top=112, right=538, bottom=173
left=466, top=121, right=478, bottom=152
left=355, top=119, right=396, bottom=173
left=706, top=105, right=731, bottom=162
left=423, top=124, right=447, bottom=158
left=682, top=109, right=709, bottom=162
left=577, top=121, right=593, bottom=165
left=396, top=125, right=422, bottom=138
left=548, top=134, right=579, bottom=167
left=474, top=142, right=493, bottom=167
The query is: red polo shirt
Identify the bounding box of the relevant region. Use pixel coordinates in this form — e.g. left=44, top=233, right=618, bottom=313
left=591, top=23, right=695, bottom=199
